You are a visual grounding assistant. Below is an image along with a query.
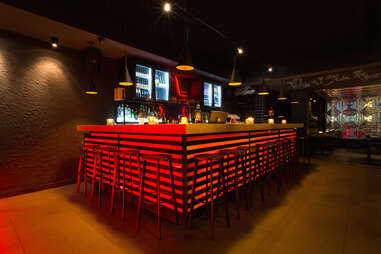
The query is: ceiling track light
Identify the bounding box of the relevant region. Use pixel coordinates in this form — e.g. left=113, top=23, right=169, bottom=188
left=176, top=28, right=194, bottom=71
left=51, top=37, right=58, bottom=48
left=119, top=56, right=133, bottom=86
left=228, top=54, right=242, bottom=86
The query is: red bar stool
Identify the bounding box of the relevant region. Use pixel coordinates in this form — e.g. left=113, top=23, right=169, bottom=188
left=236, top=146, right=252, bottom=210
left=76, top=143, right=99, bottom=194
left=284, top=138, right=296, bottom=177
left=90, top=146, right=117, bottom=208
left=287, top=138, right=297, bottom=176
left=136, top=154, right=178, bottom=240
left=245, top=145, right=264, bottom=205
left=109, top=149, right=140, bottom=221
left=273, top=141, right=284, bottom=191
left=188, top=153, right=230, bottom=240
left=218, top=148, right=245, bottom=219
left=263, top=143, right=277, bottom=196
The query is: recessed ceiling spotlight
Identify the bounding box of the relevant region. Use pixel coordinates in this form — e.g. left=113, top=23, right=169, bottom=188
left=98, top=37, right=105, bottom=44
left=237, top=48, right=244, bottom=55
left=51, top=37, right=58, bottom=48
left=268, top=66, right=273, bottom=73
left=164, top=2, right=171, bottom=12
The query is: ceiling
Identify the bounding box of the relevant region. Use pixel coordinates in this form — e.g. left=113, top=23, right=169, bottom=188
left=2, top=0, right=381, bottom=82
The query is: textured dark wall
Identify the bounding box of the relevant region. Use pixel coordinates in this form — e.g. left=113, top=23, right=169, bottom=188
left=0, top=31, right=117, bottom=197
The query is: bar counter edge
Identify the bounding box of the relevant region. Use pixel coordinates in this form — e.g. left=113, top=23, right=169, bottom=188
left=77, top=123, right=304, bottom=135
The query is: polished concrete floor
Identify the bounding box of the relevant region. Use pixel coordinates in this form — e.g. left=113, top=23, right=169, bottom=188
left=1, top=149, right=381, bottom=254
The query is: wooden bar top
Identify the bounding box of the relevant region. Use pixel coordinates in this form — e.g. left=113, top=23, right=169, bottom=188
left=77, top=123, right=304, bottom=135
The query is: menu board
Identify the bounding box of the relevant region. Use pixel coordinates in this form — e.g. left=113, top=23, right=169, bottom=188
left=136, top=64, right=152, bottom=99
left=204, top=82, right=213, bottom=106
left=155, top=69, right=169, bottom=101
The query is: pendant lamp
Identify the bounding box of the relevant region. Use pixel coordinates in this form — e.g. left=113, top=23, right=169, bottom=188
left=228, top=54, right=242, bottom=86
left=277, top=85, right=287, bottom=100
left=119, top=56, right=133, bottom=86
left=176, top=28, right=194, bottom=71
left=86, top=79, right=98, bottom=95
left=258, top=79, right=269, bottom=95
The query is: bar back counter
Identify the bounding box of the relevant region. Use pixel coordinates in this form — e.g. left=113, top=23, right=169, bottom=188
left=77, top=123, right=303, bottom=217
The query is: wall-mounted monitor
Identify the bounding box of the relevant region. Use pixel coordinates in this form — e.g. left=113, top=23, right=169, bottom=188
left=204, top=82, right=222, bottom=107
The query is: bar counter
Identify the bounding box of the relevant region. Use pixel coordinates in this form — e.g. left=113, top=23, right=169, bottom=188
left=77, top=123, right=303, bottom=216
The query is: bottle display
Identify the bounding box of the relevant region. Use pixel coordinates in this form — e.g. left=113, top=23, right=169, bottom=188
left=136, top=64, right=152, bottom=99
left=155, top=70, right=169, bottom=101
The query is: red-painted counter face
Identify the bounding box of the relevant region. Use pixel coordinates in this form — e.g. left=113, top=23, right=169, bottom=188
left=78, top=124, right=300, bottom=215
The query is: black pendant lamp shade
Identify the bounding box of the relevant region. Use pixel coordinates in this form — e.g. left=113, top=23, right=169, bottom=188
left=176, top=28, right=194, bottom=71
left=277, top=85, right=287, bottom=100
left=228, top=55, right=242, bottom=86
left=258, top=79, right=269, bottom=95
left=119, top=56, right=133, bottom=86
left=86, top=79, right=98, bottom=95
left=290, top=93, right=299, bottom=104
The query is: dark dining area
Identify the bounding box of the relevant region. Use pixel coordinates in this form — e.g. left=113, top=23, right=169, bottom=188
left=1, top=1, right=381, bottom=254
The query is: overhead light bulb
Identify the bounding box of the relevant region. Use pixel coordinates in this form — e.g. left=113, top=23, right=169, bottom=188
left=51, top=37, right=58, bottom=48
left=268, top=66, right=273, bottom=73
left=164, top=2, right=171, bottom=12
left=237, top=48, right=244, bottom=55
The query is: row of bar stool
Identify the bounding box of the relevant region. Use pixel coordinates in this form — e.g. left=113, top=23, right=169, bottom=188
left=76, top=144, right=178, bottom=239
left=187, top=138, right=297, bottom=239
left=76, top=137, right=301, bottom=240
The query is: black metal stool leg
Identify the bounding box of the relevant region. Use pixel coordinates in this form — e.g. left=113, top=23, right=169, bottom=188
left=168, top=159, right=179, bottom=225
left=136, top=160, right=146, bottom=232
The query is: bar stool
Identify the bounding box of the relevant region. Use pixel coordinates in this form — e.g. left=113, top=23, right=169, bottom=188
left=288, top=138, right=297, bottom=176
left=283, top=139, right=293, bottom=178
left=109, top=149, right=140, bottom=221
left=236, top=146, right=252, bottom=210
left=297, top=137, right=306, bottom=164
left=76, top=143, right=99, bottom=194
left=218, top=148, right=246, bottom=219
left=90, top=146, right=117, bottom=208
left=188, top=153, right=229, bottom=240
left=246, top=145, right=264, bottom=205
left=136, top=154, right=178, bottom=240
left=276, top=140, right=288, bottom=188
left=266, top=142, right=280, bottom=194
left=256, top=144, right=268, bottom=202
